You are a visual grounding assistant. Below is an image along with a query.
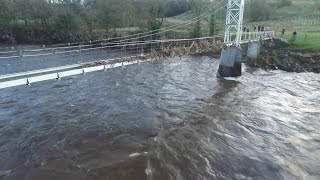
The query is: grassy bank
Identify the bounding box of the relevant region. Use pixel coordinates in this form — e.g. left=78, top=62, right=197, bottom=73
left=275, top=26, right=320, bottom=52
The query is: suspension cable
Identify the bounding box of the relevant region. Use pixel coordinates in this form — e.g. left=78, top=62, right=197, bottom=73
left=0, top=4, right=227, bottom=59
left=0, top=0, right=226, bottom=54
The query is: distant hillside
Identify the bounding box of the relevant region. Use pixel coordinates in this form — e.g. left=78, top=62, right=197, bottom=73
left=174, top=0, right=320, bottom=21
left=169, top=0, right=320, bottom=29
left=267, top=0, right=320, bottom=19
left=245, top=0, right=320, bottom=30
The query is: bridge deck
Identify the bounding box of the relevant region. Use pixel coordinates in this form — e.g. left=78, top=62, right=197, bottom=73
left=0, top=34, right=273, bottom=90
left=0, top=56, right=142, bottom=89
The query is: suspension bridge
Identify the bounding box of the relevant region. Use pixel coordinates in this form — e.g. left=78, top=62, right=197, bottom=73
left=0, top=0, right=274, bottom=90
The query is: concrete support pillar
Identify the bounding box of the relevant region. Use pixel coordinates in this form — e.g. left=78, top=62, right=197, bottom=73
left=247, top=41, right=261, bottom=63
left=217, top=46, right=242, bottom=77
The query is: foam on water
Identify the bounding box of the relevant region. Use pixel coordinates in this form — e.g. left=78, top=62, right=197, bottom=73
left=309, top=91, right=320, bottom=101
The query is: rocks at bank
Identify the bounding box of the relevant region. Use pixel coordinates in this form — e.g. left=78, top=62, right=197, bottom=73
left=246, top=39, right=320, bottom=73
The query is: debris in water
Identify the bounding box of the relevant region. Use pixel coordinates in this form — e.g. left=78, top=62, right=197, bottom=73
left=0, top=169, right=12, bottom=177
left=128, top=152, right=148, bottom=158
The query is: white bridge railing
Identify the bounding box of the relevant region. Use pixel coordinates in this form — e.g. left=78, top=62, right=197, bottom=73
left=226, top=31, right=274, bottom=46
left=242, top=31, right=274, bottom=41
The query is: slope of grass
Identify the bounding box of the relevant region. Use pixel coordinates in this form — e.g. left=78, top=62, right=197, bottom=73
left=270, top=1, right=320, bottom=18
left=276, top=27, right=320, bottom=51
left=174, top=11, right=195, bottom=21
left=170, top=0, right=320, bottom=51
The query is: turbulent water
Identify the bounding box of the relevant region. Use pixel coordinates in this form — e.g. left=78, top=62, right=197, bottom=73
left=0, top=56, right=319, bottom=180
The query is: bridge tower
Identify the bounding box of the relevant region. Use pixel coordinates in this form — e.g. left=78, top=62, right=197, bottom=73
left=218, top=0, right=245, bottom=78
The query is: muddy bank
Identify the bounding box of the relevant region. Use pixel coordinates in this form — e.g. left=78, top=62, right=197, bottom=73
left=245, top=39, right=320, bottom=73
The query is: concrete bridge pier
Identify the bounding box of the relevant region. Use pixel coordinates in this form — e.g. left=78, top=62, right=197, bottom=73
left=217, top=46, right=242, bottom=77
left=246, top=41, right=261, bottom=63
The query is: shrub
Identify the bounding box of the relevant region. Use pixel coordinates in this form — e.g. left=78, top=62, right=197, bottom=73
left=278, top=0, right=292, bottom=8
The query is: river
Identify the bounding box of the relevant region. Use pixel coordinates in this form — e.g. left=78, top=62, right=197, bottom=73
left=0, top=56, right=319, bottom=180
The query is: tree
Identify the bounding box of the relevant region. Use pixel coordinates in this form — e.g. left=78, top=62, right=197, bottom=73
left=53, top=10, right=80, bottom=41
left=209, top=13, right=216, bottom=36
left=0, top=0, right=210, bottom=44
left=0, top=1, right=11, bottom=31
left=191, top=0, right=211, bottom=38
left=95, top=0, right=123, bottom=35
left=81, top=6, right=98, bottom=34
left=9, top=0, right=33, bottom=26
left=118, top=0, right=137, bottom=28
left=246, top=0, right=272, bottom=22
left=145, top=0, right=168, bottom=39
left=29, top=0, right=52, bottom=28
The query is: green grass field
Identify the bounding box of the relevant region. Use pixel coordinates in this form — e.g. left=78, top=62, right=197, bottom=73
left=276, top=27, right=320, bottom=51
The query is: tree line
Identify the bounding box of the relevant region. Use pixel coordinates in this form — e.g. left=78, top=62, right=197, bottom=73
left=0, top=0, right=221, bottom=44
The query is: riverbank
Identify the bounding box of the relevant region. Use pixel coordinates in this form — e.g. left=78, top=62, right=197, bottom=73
left=275, top=27, right=320, bottom=52
left=245, top=39, right=320, bottom=73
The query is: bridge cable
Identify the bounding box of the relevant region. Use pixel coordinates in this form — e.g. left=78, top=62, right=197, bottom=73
left=0, top=4, right=227, bottom=60
left=0, top=0, right=226, bottom=55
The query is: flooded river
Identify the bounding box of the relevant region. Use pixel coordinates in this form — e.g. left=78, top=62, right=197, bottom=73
left=0, top=56, right=319, bottom=180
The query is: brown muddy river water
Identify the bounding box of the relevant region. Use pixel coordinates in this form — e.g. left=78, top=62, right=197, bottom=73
left=0, top=56, right=319, bottom=180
